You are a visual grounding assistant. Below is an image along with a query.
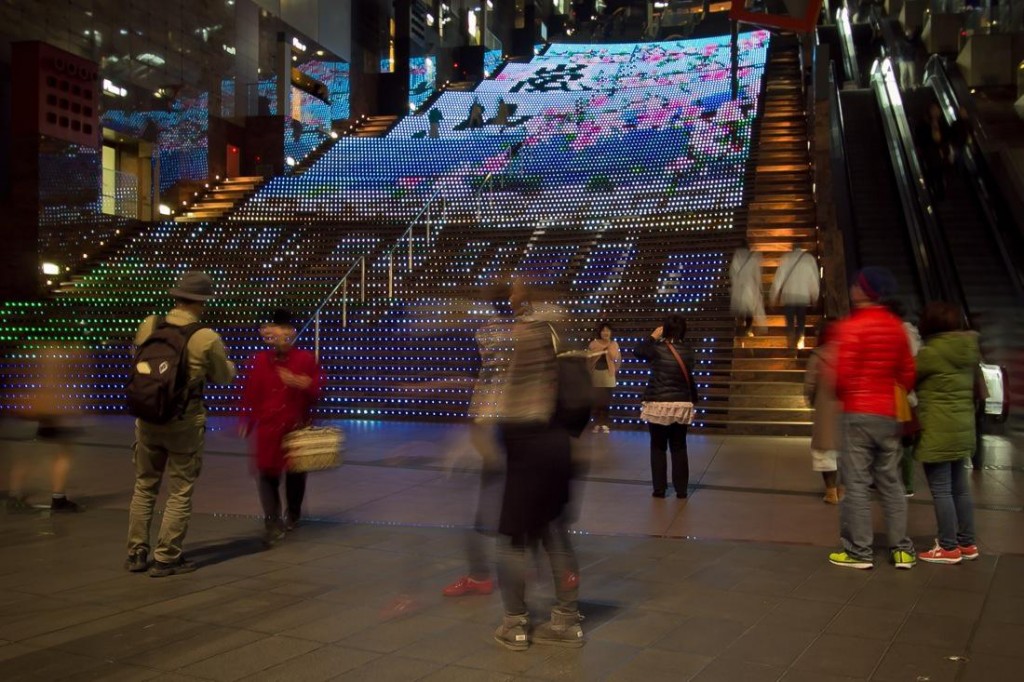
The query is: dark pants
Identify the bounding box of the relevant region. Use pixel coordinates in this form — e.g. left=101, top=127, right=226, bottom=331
left=496, top=517, right=579, bottom=616
left=257, top=471, right=307, bottom=526
left=649, top=423, right=689, bottom=495
left=783, top=306, right=807, bottom=346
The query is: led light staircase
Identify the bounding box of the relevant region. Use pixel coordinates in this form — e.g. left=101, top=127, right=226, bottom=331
left=174, top=176, right=264, bottom=223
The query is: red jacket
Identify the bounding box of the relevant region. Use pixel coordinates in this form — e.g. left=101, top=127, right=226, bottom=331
left=241, top=348, right=322, bottom=474
left=833, top=305, right=915, bottom=417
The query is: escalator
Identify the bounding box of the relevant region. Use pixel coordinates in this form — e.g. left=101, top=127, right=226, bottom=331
left=836, top=88, right=924, bottom=312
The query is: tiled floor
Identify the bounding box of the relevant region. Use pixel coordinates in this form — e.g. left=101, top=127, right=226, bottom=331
left=1, top=417, right=1023, bottom=680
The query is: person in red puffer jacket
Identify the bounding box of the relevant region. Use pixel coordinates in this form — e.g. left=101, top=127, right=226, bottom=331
left=827, top=267, right=917, bottom=571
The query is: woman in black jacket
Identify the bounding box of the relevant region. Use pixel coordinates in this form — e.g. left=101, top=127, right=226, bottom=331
left=634, top=314, right=699, bottom=498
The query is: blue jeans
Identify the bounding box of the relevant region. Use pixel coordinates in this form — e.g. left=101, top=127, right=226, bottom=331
left=839, top=414, right=915, bottom=561
left=922, top=459, right=976, bottom=550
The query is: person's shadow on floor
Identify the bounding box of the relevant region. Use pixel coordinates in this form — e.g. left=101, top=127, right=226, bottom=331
left=186, top=536, right=265, bottom=568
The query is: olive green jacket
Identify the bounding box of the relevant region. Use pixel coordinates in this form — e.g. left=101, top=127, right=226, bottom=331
left=914, top=331, right=980, bottom=463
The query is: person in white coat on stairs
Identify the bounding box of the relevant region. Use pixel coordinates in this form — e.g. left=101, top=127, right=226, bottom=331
left=729, top=240, right=766, bottom=337
left=770, top=245, right=820, bottom=349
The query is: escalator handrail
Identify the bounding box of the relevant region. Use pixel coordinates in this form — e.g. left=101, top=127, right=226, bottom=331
left=836, top=3, right=861, bottom=86
left=869, top=58, right=959, bottom=307
left=924, top=56, right=1024, bottom=304
left=826, top=62, right=860, bottom=282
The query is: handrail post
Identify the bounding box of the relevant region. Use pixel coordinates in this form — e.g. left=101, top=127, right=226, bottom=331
left=407, top=230, right=413, bottom=271
left=360, top=255, right=366, bottom=302
left=342, top=278, right=348, bottom=328
left=388, top=252, right=394, bottom=298
left=425, top=200, right=431, bottom=244
left=313, top=311, right=320, bottom=362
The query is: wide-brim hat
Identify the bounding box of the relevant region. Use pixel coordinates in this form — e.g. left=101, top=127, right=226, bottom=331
left=169, top=271, right=215, bottom=302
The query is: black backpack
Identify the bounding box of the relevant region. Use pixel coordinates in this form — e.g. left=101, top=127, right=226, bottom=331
left=126, top=317, right=206, bottom=424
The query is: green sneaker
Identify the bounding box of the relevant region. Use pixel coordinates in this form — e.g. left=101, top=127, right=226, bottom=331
left=891, top=549, right=916, bottom=570
left=828, top=551, right=873, bottom=569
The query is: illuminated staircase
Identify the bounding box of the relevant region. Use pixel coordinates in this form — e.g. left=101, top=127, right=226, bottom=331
left=727, top=44, right=818, bottom=436
left=174, top=176, right=264, bottom=223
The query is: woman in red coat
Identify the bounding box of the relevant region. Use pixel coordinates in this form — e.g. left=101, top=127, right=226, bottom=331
left=240, top=310, right=322, bottom=546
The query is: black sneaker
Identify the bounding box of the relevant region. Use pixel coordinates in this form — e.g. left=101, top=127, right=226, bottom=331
left=149, top=558, right=197, bottom=578
left=285, top=514, right=300, bottom=531
left=124, top=548, right=149, bottom=573
left=50, top=497, right=80, bottom=513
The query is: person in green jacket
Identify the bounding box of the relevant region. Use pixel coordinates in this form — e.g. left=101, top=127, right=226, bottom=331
left=914, top=302, right=980, bottom=565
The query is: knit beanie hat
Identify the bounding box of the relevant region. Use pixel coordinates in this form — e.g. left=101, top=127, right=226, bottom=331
left=855, top=267, right=897, bottom=302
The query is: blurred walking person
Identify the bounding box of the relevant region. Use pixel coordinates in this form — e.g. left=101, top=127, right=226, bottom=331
left=493, top=280, right=582, bottom=651
left=635, top=314, right=699, bottom=499
left=125, top=272, right=236, bottom=577
left=443, top=286, right=511, bottom=597
left=7, top=344, right=89, bottom=512
left=240, top=310, right=322, bottom=547
left=729, top=240, right=765, bottom=337
left=804, top=322, right=841, bottom=504
left=770, top=245, right=819, bottom=349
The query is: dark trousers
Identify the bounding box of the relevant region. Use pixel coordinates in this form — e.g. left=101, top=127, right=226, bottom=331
left=649, top=423, right=689, bottom=495
left=783, top=306, right=807, bottom=345
left=497, top=517, right=579, bottom=616
left=257, top=471, right=307, bottom=526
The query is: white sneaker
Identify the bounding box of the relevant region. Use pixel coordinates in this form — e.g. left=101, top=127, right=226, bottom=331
left=592, top=425, right=601, bottom=433
left=600, top=425, right=610, bottom=433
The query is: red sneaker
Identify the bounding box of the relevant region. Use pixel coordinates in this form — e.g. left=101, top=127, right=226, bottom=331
left=958, top=544, right=980, bottom=561
left=442, top=576, right=494, bottom=597
left=919, top=541, right=962, bottom=565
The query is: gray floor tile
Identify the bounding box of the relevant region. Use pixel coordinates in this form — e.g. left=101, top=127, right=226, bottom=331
left=758, top=598, right=843, bottom=634
left=722, top=622, right=817, bottom=667
left=394, top=621, right=492, bottom=665
left=329, top=654, right=442, bottom=681
left=966, top=620, right=1024, bottom=659
left=21, top=611, right=155, bottom=650
left=650, top=616, right=748, bottom=657
left=57, top=661, right=162, bottom=681
left=41, top=615, right=206, bottom=660
left=958, top=652, right=1023, bottom=682
left=912, top=587, right=986, bottom=619
left=121, top=626, right=266, bottom=671
left=454, top=644, right=556, bottom=675
left=790, top=571, right=871, bottom=604
left=237, top=598, right=347, bottom=634
left=689, top=657, right=783, bottom=682
left=894, top=612, right=975, bottom=649
left=0, top=646, right=107, bottom=679
left=825, top=605, right=906, bottom=641
left=605, top=648, right=711, bottom=682
left=871, top=641, right=964, bottom=682
left=0, top=601, right=123, bottom=642
left=792, top=633, right=888, bottom=679
left=847, top=578, right=924, bottom=611
left=418, top=667, right=516, bottom=682
left=278, top=608, right=380, bottom=643
left=339, top=614, right=462, bottom=654
left=178, top=635, right=321, bottom=681
left=588, top=609, right=681, bottom=648
left=524, top=640, right=639, bottom=681
left=244, top=644, right=380, bottom=682
left=778, top=669, right=865, bottom=682
left=978, top=593, right=1024, bottom=625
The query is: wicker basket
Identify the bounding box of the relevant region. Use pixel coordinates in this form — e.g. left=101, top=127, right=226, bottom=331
left=282, top=426, right=344, bottom=472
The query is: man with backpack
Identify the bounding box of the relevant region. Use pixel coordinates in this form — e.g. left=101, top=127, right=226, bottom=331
left=124, top=271, right=236, bottom=577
